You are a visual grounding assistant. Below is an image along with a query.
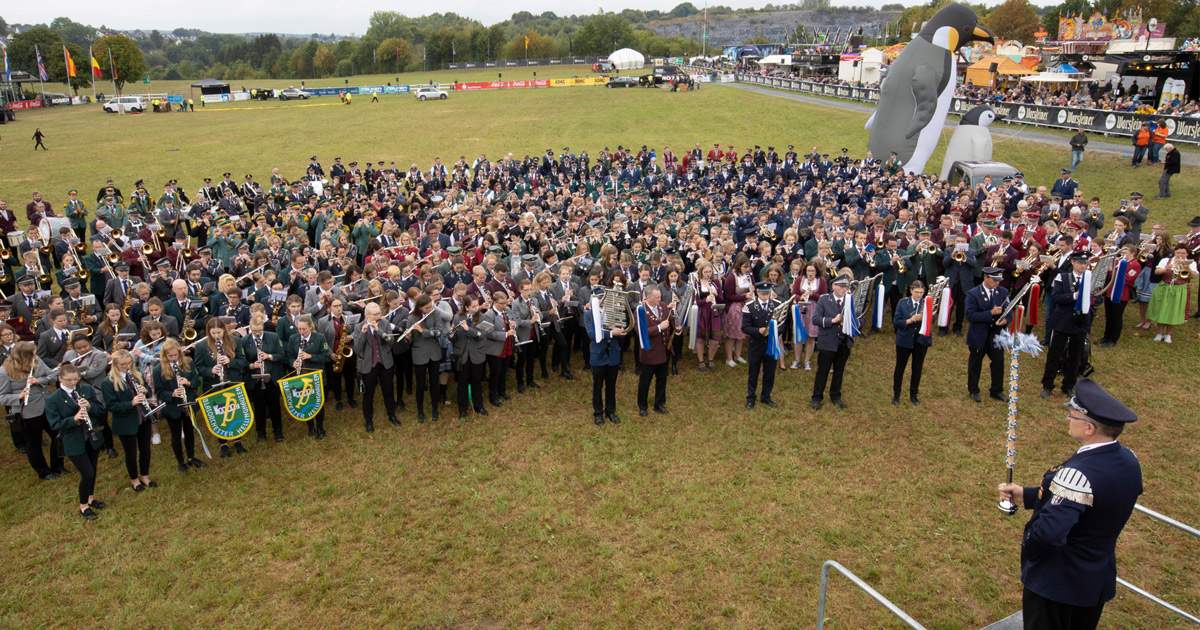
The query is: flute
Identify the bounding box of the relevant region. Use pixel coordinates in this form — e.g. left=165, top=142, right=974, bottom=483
left=399, top=310, right=435, bottom=340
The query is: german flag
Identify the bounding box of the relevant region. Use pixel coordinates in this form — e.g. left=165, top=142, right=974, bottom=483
left=64, top=45, right=77, bottom=78
left=91, top=53, right=102, bottom=78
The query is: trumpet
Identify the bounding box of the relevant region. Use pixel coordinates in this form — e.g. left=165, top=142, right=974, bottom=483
left=37, top=233, right=52, bottom=256
left=953, top=250, right=967, bottom=263
left=1175, top=259, right=1192, bottom=281
left=0, top=247, right=11, bottom=261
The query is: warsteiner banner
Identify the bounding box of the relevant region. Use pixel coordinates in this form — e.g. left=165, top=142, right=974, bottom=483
left=279, top=370, right=324, bottom=421
left=198, top=383, right=254, bottom=440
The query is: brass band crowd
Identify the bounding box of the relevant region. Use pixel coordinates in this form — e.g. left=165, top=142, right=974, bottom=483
left=1, top=142, right=1197, bottom=522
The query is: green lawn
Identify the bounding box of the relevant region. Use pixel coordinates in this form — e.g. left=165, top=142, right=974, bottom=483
left=0, top=79, right=1196, bottom=630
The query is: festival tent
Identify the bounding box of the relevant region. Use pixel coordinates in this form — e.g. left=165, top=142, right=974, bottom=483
left=964, top=56, right=1036, bottom=87
left=608, top=48, right=646, bottom=71
left=758, top=54, right=794, bottom=66
left=190, top=78, right=231, bottom=95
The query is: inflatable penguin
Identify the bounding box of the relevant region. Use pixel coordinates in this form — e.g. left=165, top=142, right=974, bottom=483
left=866, top=3, right=993, bottom=174
left=939, top=104, right=1002, bottom=180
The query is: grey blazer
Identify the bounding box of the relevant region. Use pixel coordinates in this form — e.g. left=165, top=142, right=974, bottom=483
left=451, top=314, right=487, bottom=365
left=0, top=360, right=58, bottom=418
left=303, top=288, right=332, bottom=321
left=351, top=319, right=396, bottom=373
left=507, top=297, right=535, bottom=343
left=36, top=327, right=73, bottom=368
left=385, top=306, right=412, bottom=355
left=409, top=307, right=449, bottom=366
left=478, top=308, right=510, bottom=356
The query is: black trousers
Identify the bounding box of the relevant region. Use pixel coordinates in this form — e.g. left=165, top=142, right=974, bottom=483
left=68, top=441, right=100, bottom=504
left=21, top=414, right=62, bottom=477
left=325, top=364, right=357, bottom=403
left=457, top=360, right=486, bottom=413
left=361, top=363, right=396, bottom=422
left=746, top=350, right=777, bottom=403
left=894, top=344, right=928, bottom=399
left=250, top=385, right=283, bottom=437
left=515, top=343, right=536, bottom=386
left=554, top=325, right=574, bottom=373
left=637, top=361, right=669, bottom=409
left=487, top=354, right=509, bottom=401
left=534, top=332, right=550, bottom=374
left=413, top=361, right=440, bottom=413
left=1102, top=298, right=1128, bottom=343
left=812, top=345, right=850, bottom=402
left=1042, top=329, right=1086, bottom=392
left=1022, top=587, right=1104, bottom=630
left=10, top=418, right=26, bottom=450
left=950, top=284, right=967, bottom=332
left=968, top=345, right=1005, bottom=396
left=165, top=414, right=196, bottom=464
left=394, top=350, right=413, bottom=398
left=591, top=364, right=619, bottom=415
left=118, top=423, right=152, bottom=479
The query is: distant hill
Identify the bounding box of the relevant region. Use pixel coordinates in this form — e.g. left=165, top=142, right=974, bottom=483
left=646, top=9, right=904, bottom=48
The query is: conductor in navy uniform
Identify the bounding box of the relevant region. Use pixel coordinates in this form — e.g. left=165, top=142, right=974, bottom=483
left=965, top=266, right=1010, bottom=403
left=811, top=275, right=853, bottom=410
left=1040, top=252, right=1094, bottom=399
left=741, top=281, right=779, bottom=410
left=998, top=378, right=1142, bottom=630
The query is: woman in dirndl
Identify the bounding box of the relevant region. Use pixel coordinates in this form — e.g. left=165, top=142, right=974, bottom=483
left=790, top=258, right=827, bottom=370
left=722, top=254, right=753, bottom=367
left=692, top=260, right=724, bottom=372
left=1147, top=243, right=1197, bottom=343
left=1134, top=231, right=1170, bottom=328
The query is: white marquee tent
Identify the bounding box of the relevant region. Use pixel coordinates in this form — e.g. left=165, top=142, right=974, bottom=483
left=608, top=48, right=646, bottom=71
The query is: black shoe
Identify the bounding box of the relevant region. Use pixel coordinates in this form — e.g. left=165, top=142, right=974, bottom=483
left=17, top=445, right=27, bottom=454
left=106, top=448, right=119, bottom=459
left=745, top=401, right=755, bottom=410
left=178, top=463, right=189, bottom=473
left=937, top=329, right=947, bottom=337
left=476, top=408, right=489, bottom=416
left=256, top=434, right=266, bottom=443
left=810, top=400, right=822, bottom=410
left=490, top=398, right=503, bottom=407
left=970, top=392, right=982, bottom=403
left=146, top=481, right=158, bottom=488
left=833, top=398, right=847, bottom=409
left=233, top=442, right=248, bottom=455
left=760, top=400, right=777, bottom=409
left=365, top=421, right=375, bottom=433
left=1062, top=388, right=1074, bottom=398
left=990, top=393, right=1009, bottom=403
left=51, top=467, right=68, bottom=476
left=607, top=413, right=621, bottom=424
left=1040, top=388, right=1052, bottom=398
left=417, top=412, right=426, bottom=423
left=1153, top=195, right=1165, bottom=199
left=39, top=473, right=59, bottom=481
left=275, top=434, right=285, bottom=442
left=431, top=410, right=439, bottom=421
left=670, top=365, right=679, bottom=375
left=316, top=428, right=326, bottom=439
left=459, top=412, right=467, bottom=419
left=190, top=458, right=207, bottom=468
left=528, top=382, right=540, bottom=389
left=131, top=483, right=145, bottom=492
left=500, top=393, right=511, bottom=401
left=639, top=407, right=648, bottom=417
left=335, top=401, right=343, bottom=410
left=561, top=371, right=576, bottom=381
left=89, top=499, right=106, bottom=510
left=388, top=416, right=401, bottom=427
left=79, top=507, right=98, bottom=520
left=348, top=400, right=357, bottom=408
left=307, top=424, right=316, bottom=437
left=594, top=413, right=604, bottom=426
left=541, top=370, right=549, bottom=380
left=654, top=405, right=670, bottom=414
left=910, top=397, right=920, bottom=406
left=892, top=397, right=900, bottom=405
left=517, top=385, right=526, bottom=394
left=396, top=400, right=407, bottom=410
left=1191, top=312, right=1200, bottom=319
left=954, top=330, right=963, bottom=337
left=220, top=445, right=231, bottom=458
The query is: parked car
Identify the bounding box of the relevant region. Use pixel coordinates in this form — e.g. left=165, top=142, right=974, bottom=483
left=103, top=96, right=146, bottom=113
left=279, top=88, right=311, bottom=101
left=414, top=87, right=448, bottom=101
left=606, top=76, right=639, bottom=88
left=945, top=160, right=1019, bottom=187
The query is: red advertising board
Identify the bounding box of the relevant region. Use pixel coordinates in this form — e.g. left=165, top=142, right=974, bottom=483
left=6, top=100, right=45, bottom=111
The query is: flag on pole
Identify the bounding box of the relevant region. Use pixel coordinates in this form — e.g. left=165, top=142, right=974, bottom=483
left=1075, top=269, right=1093, bottom=314
left=635, top=304, right=650, bottom=348
left=525, top=35, right=530, bottom=51
left=919, top=296, right=934, bottom=337
left=2, top=45, right=10, bottom=83
left=792, top=304, right=808, bottom=343
left=108, top=47, right=118, bottom=81
left=766, top=318, right=783, bottom=360
left=872, top=284, right=886, bottom=330
left=91, top=52, right=103, bottom=78
left=1108, top=259, right=1129, bottom=303
left=35, top=45, right=49, bottom=81
left=936, top=286, right=953, bottom=328
left=63, top=45, right=77, bottom=78
left=841, top=294, right=860, bottom=338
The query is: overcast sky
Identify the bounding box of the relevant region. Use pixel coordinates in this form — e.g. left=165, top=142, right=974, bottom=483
left=6, top=0, right=913, bottom=36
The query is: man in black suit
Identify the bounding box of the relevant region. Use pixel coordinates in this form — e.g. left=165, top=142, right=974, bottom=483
left=1041, top=253, right=1094, bottom=398
left=811, top=275, right=854, bottom=410
left=965, top=267, right=1010, bottom=403
left=742, top=282, right=780, bottom=410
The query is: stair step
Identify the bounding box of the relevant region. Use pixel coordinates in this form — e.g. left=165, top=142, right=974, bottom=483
left=980, top=611, right=1022, bottom=630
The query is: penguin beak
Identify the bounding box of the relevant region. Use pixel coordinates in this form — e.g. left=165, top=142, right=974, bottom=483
left=972, top=24, right=995, bottom=44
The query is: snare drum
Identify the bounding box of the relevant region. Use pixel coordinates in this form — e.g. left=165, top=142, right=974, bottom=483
left=430, top=194, right=445, bottom=205
left=38, top=217, right=73, bottom=243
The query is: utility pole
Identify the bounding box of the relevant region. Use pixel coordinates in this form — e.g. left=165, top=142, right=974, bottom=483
left=701, top=0, right=709, bottom=58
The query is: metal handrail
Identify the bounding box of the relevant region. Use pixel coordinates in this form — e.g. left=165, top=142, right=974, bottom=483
left=816, top=560, right=926, bottom=630
left=1117, top=503, right=1200, bottom=625
left=1134, top=503, right=1200, bottom=538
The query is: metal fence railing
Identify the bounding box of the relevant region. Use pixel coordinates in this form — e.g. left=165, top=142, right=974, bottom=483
left=815, top=560, right=926, bottom=630
left=1118, top=503, right=1200, bottom=625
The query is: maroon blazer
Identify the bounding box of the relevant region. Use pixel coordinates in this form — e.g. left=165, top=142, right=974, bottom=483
left=637, top=302, right=671, bottom=365
left=484, top=277, right=517, bottom=301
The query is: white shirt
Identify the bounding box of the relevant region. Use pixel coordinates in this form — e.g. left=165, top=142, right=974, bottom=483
left=1077, top=440, right=1116, bottom=454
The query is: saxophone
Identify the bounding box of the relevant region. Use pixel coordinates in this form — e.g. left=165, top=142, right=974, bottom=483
left=331, top=323, right=354, bottom=373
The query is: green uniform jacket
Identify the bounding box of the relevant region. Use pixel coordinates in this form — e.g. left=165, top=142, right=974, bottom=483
left=351, top=223, right=381, bottom=256
left=210, top=234, right=239, bottom=268
left=275, top=314, right=299, bottom=345
left=82, top=253, right=110, bottom=297
left=64, top=200, right=88, bottom=230
left=152, top=362, right=199, bottom=420
left=906, top=242, right=941, bottom=286
left=842, top=245, right=871, bottom=280
left=239, top=331, right=287, bottom=382
left=100, top=374, right=144, bottom=436
left=193, top=340, right=248, bottom=391
left=45, top=384, right=107, bottom=456
left=163, top=296, right=207, bottom=333
left=284, top=331, right=331, bottom=373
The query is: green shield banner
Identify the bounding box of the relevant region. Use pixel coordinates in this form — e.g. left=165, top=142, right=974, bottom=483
left=279, top=370, right=324, bottom=422
left=198, top=383, right=254, bottom=440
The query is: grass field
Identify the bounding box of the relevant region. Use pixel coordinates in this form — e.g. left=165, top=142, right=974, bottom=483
left=0, top=75, right=1197, bottom=630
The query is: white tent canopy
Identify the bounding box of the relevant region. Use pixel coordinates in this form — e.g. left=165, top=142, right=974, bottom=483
left=1021, top=72, right=1092, bottom=83
left=608, top=48, right=646, bottom=71
left=758, top=54, right=793, bottom=66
